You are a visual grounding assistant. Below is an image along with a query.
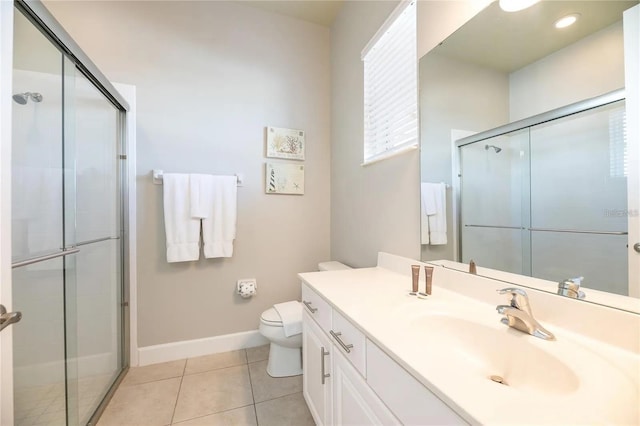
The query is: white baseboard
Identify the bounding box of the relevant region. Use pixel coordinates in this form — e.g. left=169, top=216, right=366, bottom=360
left=137, top=330, right=269, bottom=366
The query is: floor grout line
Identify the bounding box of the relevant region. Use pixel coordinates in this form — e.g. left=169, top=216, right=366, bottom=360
left=168, top=360, right=188, bottom=425
left=96, top=347, right=311, bottom=426
left=245, top=349, right=260, bottom=426
left=170, top=402, right=256, bottom=425
left=254, top=390, right=304, bottom=406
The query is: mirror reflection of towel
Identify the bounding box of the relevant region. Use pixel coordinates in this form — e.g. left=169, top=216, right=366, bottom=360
left=421, top=182, right=447, bottom=245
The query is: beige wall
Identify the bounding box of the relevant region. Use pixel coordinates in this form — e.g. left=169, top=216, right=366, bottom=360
left=43, top=0, right=496, bottom=346
left=419, top=53, right=509, bottom=261
left=509, top=21, right=625, bottom=120
left=330, top=0, right=420, bottom=268
left=417, top=0, right=492, bottom=59
left=45, top=1, right=331, bottom=347
left=330, top=0, right=491, bottom=267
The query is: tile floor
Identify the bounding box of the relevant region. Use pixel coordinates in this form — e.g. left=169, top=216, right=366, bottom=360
left=97, top=345, right=315, bottom=426
left=15, top=373, right=115, bottom=426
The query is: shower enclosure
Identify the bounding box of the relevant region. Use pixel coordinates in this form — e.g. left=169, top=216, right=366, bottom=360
left=5, top=2, right=129, bottom=425
left=457, top=90, right=628, bottom=295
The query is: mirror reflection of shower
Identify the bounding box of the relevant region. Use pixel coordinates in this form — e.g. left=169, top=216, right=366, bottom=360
left=13, top=92, right=43, bottom=105
left=485, top=144, right=502, bottom=153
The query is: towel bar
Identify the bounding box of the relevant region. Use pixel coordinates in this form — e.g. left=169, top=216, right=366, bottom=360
left=152, top=169, right=243, bottom=186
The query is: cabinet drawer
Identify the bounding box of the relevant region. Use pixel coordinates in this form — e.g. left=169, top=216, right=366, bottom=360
left=302, top=283, right=332, bottom=333
left=331, top=309, right=366, bottom=377
left=366, top=340, right=466, bottom=425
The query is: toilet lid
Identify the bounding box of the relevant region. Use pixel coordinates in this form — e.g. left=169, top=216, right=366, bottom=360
left=260, top=307, right=282, bottom=325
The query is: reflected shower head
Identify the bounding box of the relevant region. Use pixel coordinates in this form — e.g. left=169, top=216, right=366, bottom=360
left=12, top=94, right=27, bottom=105
left=485, top=144, right=502, bottom=153
left=13, top=92, right=43, bottom=105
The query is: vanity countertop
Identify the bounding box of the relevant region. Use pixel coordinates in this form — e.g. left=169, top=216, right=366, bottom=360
left=299, top=264, right=640, bottom=425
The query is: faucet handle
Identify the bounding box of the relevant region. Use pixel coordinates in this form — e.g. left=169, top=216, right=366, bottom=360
left=497, top=287, right=530, bottom=309
left=557, top=277, right=586, bottom=299
left=497, top=287, right=528, bottom=297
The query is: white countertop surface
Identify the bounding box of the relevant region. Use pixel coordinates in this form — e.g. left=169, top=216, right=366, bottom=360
left=299, top=265, right=640, bottom=425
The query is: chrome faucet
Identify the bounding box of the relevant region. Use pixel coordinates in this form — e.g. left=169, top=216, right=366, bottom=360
left=557, top=277, right=586, bottom=299
left=496, top=288, right=555, bottom=340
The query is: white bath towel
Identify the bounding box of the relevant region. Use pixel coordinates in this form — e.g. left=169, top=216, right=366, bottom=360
left=273, top=301, right=302, bottom=337
left=420, top=182, right=436, bottom=244
left=200, top=175, right=237, bottom=258
left=422, top=182, right=447, bottom=245
left=163, top=173, right=200, bottom=262
left=189, top=174, right=214, bottom=219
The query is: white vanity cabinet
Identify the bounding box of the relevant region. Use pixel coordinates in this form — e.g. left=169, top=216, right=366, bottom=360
left=332, top=348, right=400, bottom=425
left=366, top=341, right=464, bottom=425
left=302, top=310, right=333, bottom=425
left=302, top=283, right=399, bottom=425
left=301, top=281, right=466, bottom=425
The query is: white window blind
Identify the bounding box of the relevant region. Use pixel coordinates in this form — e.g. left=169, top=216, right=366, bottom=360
left=362, top=1, right=417, bottom=165
left=609, top=106, right=628, bottom=178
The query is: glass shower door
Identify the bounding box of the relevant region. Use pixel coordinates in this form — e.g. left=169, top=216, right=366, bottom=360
left=11, top=6, right=125, bottom=425
left=459, top=128, right=530, bottom=274
left=11, top=9, right=70, bottom=426
left=529, top=100, right=628, bottom=294
left=63, top=65, right=123, bottom=426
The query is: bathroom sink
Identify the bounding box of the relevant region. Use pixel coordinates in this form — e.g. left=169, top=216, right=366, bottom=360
left=412, top=315, right=580, bottom=395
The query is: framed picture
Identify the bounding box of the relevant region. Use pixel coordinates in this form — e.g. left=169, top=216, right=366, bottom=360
left=266, top=126, right=305, bottom=160
left=265, top=163, right=304, bottom=195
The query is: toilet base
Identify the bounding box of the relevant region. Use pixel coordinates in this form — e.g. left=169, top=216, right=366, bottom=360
left=266, top=342, right=302, bottom=378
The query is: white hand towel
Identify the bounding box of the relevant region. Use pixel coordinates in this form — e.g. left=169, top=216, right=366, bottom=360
left=426, top=182, right=447, bottom=245
left=201, top=175, right=237, bottom=258
left=273, top=301, right=302, bottom=337
left=163, top=173, right=200, bottom=262
left=420, top=182, right=436, bottom=244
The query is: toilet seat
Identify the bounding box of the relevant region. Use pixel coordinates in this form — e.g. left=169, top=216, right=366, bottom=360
left=260, top=307, right=283, bottom=326
left=260, top=305, right=303, bottom=329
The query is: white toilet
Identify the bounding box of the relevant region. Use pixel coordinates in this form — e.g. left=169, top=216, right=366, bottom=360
left=259, top=261, right=351, bottom=377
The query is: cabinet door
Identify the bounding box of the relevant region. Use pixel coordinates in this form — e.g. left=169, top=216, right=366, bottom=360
left=333, top=349, right=400, bottom=426
left=366, top=340, right=465, bottom=425
left=303, top=311, right=332, bottom=425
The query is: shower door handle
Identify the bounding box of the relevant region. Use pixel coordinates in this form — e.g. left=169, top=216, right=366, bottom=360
left=0, top=304, right=22, bottom=332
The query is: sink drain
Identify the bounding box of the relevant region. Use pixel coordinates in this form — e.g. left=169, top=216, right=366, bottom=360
left=489, top=375, right=508, bottom=386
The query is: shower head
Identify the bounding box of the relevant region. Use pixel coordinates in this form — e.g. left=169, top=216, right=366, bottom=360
left=485, top=144, right=502, bottom=153
left=12, top=92, right=43, bottom=105
left=12, top=94, right=27, bottom=105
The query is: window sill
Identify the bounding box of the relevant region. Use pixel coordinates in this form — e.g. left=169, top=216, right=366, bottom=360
left=361, top=143, right=418, bottom=167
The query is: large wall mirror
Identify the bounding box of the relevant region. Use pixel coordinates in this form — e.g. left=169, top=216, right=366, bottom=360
left=419, top=0, right=640, bottom=310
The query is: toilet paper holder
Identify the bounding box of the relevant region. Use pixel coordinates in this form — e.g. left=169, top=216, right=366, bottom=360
left=237, top=279, right=257, bottom=298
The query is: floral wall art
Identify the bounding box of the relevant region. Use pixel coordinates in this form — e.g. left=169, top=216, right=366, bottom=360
left=266, top=126, right=305, bottom=160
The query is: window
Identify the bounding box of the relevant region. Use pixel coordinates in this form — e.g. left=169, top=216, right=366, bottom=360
left=362, top=1, right=417, bottom=165
left=609, top=106, right=627, bottom=178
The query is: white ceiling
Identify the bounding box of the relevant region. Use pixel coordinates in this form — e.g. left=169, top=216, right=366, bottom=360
left=435, top=0, right=639, bottom=73
left=239, top=0, right=345, bottom=27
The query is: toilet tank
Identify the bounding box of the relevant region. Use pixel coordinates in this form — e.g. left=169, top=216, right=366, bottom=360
left=318, top=261, right=352, bottom=271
